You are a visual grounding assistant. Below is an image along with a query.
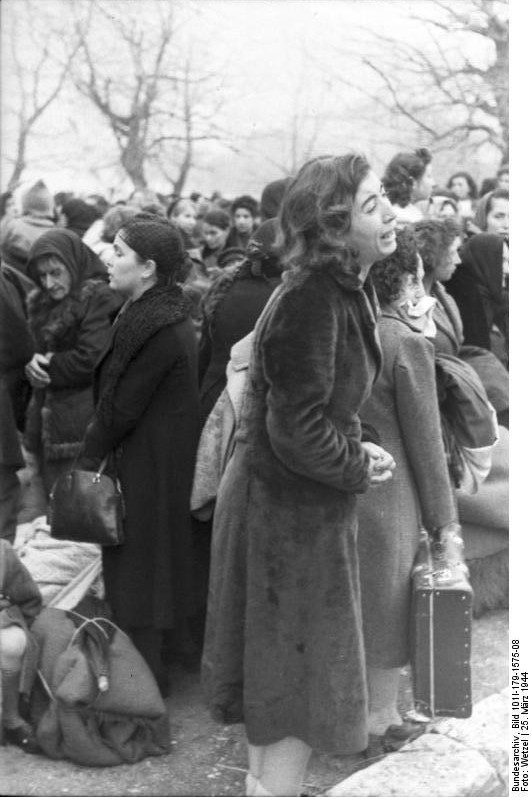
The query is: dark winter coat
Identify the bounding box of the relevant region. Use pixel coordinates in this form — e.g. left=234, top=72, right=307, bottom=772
left=0, top=266, right=34, bottom=466
left=24, top=230, right=120, bottom=462
left=357, top=310, right=456, bottom=669
left=83, top=285, right=200, bottom=632
left=202, top=265, right=382, bottom=755
left=198, top=261, right=282, bottom=426
left=0, top=539, right=42, bottom=696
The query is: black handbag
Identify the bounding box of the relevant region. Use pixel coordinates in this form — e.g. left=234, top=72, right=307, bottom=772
left=49, top=457, right=125, bottom=546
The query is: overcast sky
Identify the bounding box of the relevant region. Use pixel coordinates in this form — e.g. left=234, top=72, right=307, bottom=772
left=1, top=0, right=509, bottom=199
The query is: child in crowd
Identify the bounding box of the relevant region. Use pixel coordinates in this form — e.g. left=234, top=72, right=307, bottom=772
left=1, top=538, right=42, bottom=753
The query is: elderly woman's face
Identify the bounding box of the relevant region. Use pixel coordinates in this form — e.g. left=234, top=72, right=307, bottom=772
left=434, top=235, right=461, bottom=283
left=486, top=198, right=509, bottom=237
left=347, top=170, right=397, bottom=269
left=36, top=255, right=72, bottom=301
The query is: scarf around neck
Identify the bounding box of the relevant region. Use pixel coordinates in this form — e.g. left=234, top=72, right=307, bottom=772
left=98, top=283, right=191, bottom=424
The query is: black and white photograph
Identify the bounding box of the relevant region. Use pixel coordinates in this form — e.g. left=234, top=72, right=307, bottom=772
left=0, top=1, right=518, bottom=795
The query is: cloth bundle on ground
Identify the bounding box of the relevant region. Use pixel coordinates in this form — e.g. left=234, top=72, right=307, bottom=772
left=29, top=606, right=171, bottom=766
left=14, top=516, right=103, bottom=605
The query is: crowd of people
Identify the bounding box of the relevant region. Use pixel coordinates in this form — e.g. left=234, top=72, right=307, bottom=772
left=0, top=149, right=509, bottom=796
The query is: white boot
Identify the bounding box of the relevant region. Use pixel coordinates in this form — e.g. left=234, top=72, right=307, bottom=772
left=245, top=773, right=257, bottom=796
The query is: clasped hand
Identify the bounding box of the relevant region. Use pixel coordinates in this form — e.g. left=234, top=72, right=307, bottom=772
left=25, top=352, right=52, bottom=388
left=362, top=441, right=396, bottom=487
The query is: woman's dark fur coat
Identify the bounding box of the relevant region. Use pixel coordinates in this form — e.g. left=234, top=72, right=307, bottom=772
left=83, top=290, right=200, bottom=634
left=202, top=265, right=382, bottom=755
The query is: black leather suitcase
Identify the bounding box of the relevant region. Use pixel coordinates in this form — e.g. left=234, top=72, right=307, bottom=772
left=410, top=527, right=473, bottom=719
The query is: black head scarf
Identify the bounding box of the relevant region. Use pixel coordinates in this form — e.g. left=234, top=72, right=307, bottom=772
left=27, top=228, right=108, bottom=293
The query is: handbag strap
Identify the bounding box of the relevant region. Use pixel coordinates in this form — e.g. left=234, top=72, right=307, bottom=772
left=69, top=421, right=109, bottom=474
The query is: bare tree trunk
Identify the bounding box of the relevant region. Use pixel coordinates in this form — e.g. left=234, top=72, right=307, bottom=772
left=6, top=129, right=28, bottom=191
left=121, top=145, right=148, bottom=189
left=171, top=151, right=191, bottom=197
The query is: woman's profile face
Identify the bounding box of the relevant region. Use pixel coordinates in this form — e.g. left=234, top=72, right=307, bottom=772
left=203, top=223, right=229, bottom=251
left=36, top=255, right=72, bottom=301
left=434, top=235, right=461, bottom=283
left=108, top=233, right=147, bottom=298
left=347, top=170, right=396, bottom=268
left=486, top=198, right=509, bottom=237
left=412, top=163, right=435, bottom=202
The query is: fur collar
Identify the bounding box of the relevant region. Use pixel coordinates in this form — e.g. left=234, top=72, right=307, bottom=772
left=98, top=284, right=191, bottom=425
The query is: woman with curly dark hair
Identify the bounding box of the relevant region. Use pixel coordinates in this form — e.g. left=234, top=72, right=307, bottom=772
left=202, top=152, right=397, bottom=796
left=357, top=227, right=457, bottom=751
left=382, top=147, right=435, bottom=227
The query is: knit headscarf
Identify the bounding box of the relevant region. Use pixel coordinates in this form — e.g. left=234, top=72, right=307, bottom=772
left=118, top=217, right=189, bottom=283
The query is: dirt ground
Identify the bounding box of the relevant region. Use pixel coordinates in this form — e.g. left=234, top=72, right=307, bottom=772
left=1, top=609, right=509, bottom=797
left=2, top=473, right=509, bottom=796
